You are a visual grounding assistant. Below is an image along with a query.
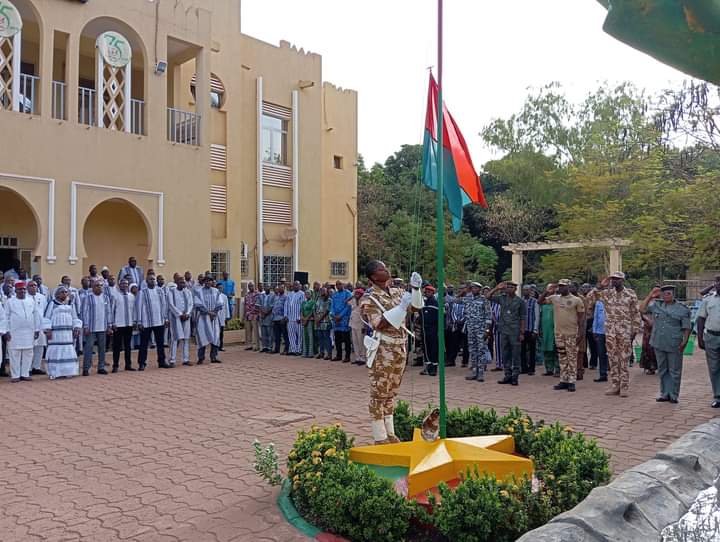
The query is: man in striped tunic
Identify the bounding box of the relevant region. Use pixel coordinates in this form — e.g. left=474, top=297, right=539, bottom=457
left=111, top=279, right=136, bottom=372
left=285, top=281, right=305, bottom=355
left=118, top=257, right=144, bottom=290
left=168, top=276, right=194, bottom=366
left=81, top=279, right=113, bottom=376
left=135, top=275, right=170, bottom=370
left=194, top=276, right=223, bottom=364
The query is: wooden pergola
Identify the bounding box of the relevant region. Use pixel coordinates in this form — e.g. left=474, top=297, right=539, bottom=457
left=502, top=239, right=632, bottom=285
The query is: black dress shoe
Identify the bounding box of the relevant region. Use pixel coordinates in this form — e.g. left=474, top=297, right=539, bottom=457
left=543, top=371, right=554, bottom=376
left=465, top=375, right=478, bottom=381
left=211, top=359, right=222, bottom=363
left=97, top=368, right=108, bottom=375
left=498, top=377, right=512, bottom=384
left=111, top=367, right=119, bottom=374
left=31, top=368, right=46, bottom=375
left=82, top=370, right=89, bottom=376
left=196, top=360, right=204, bottom=365
left=594, top=376, right=608, bottom=382
left=158, top=362, right=171, bottom=369
left=669, top=398, right=679, bottom=404
left=342, top=358, right=350, bottom=363
left=138, top=365, right=146, bottom=371
left=567, top=383, right=576, bottom=392
left=656, top=396, right=669, bottom=402
left=125, top=366, right=136, bottom=371
left=712, top=401, right=720, bottom=408
left=554, top=382, right=569, bottom=390
left=511, top=379, right=518, bottom=386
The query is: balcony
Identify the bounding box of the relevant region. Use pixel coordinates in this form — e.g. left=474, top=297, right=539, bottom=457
left=74, top=85, right=144, bottom=135
left=167, top=107, right=200, bottom=146
left=0, top=74, right=39, bottom=114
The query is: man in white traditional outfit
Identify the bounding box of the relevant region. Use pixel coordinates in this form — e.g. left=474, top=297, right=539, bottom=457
left=285, top=281, right=306, bottom=356
left=118, top=256, right=144, bottom=289
left=111, top=279, right=136, bottom=373
left=43, top=287, right=82, bottom=379
left=81, top=279, right=113, bottom=376
left=5, top=281, right=42, bottom=382
left=135, top=274, right=170, bottom=370
left=194, top=276, right=223, bottom=364
left=168, top=276, right=194, bottom=366
left=27, top=280, right=48, bottom=376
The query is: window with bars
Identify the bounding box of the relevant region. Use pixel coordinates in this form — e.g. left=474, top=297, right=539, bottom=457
left=240, top=258, right=248, bottom=277
left=0, top=236, right=18, bottom=248
left=330, top=261, right=348, bottom=278
left=263, top=255, right=292, bottom=287
left=211, top=251, right=230, bottom=279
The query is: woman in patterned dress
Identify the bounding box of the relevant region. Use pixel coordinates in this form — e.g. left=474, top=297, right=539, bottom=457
left=43, top=287, right=82, bottom=379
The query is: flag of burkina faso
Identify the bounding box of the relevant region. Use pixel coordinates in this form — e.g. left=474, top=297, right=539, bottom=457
left=422, top=73, right=488, bottom=231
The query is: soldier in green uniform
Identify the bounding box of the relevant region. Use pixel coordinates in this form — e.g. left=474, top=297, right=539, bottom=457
left=487, top=281, right=526, bottom=386
left=640, top=285, right=691, bottom=404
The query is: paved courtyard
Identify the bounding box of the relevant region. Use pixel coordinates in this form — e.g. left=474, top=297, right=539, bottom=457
left=0, top=344, right=718, bottom=541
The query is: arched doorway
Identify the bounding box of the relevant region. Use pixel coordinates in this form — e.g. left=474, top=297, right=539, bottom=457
left=82, top=199, right=149, bottom=277
left=0, top=187, right=39, bottom=275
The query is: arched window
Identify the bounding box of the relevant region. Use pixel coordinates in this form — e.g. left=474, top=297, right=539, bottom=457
left=191, top=73, right=225, bottom=109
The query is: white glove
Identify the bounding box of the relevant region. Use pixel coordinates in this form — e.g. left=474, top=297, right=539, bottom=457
left=410, top=272, right=422, bottom=289
left=399, top=291, right=412, bottom=310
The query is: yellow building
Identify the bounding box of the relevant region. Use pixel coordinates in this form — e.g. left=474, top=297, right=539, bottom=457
left=0, top=0, right=358, bottom=289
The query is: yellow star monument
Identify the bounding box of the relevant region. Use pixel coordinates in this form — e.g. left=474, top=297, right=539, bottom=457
left=350, top=429, right=533, bottom=498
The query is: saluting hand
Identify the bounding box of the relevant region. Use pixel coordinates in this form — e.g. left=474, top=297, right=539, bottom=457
left=650, top=287, right=662, bottom=299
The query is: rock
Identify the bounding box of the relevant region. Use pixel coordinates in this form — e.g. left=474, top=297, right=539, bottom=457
left=655, top=430, right=720, bottom=486
left=515, top=521, right=601, bottom=542
left=550, top=485, right=658, bottom=542
left=628, top=459, right=709, bottom=509
left=609, top=470, right=687, bottom=530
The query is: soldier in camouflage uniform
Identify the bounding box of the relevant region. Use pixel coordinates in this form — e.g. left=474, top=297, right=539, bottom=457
left=360, top=261, right=417, bottom=444
left=462, top=282, right=493, bottom=382
left=588, top=272, right=643, bottom=397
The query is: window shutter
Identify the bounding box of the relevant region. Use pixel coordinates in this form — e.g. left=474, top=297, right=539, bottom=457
left=210, top=185, right=227, bottom=213
left=262, top=200, right=292, bottom=224
left=210, top=144, right=227, bottom=171
left=262, top=102, right=291, bottom=120
left=262, top=163, right=291, bottom=188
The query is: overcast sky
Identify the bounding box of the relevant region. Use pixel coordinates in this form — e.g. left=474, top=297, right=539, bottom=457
left=242, top=1, right=687, bottom=168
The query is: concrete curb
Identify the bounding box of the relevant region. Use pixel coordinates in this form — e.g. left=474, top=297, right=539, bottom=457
left=516, top=418, right=720, bottom=541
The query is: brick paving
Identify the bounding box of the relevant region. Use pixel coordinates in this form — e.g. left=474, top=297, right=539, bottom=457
left=0, top=345, right=718, bottom=541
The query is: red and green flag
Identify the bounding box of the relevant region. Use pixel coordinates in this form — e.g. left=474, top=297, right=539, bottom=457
left=422, top=73, right=487, bottom=231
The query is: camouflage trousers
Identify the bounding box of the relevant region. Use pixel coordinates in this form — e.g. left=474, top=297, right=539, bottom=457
left=606, top=334, right=632, bottom=391
left=555, top=333, right=578, bottom=384
left=368, top=338, right=407, bottom=420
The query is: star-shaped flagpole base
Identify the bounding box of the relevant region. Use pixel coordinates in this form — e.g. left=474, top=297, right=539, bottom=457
left=350, top=428, right=533, bottom=497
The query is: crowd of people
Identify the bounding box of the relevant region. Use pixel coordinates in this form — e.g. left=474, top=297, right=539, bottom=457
left=2, top=255, right=720, bottom=410
left=0, top=257, right=238, bottom=381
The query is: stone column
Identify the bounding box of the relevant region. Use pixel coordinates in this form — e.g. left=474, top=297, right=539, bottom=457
left=609, top=247, right=622, bottom=274
left=511, top=251, right=523, bottom=286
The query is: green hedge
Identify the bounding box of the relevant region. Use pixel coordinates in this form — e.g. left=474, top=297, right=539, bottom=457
left=286, top=403, right=611, bottom=542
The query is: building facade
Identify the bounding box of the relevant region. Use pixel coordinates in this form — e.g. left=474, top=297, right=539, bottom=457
left=0, top=0, right=358, bottom=289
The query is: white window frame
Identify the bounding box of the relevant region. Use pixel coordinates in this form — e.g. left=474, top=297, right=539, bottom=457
left=263, top=255, right=293, bottom=287
left=211, top=250, right=230, bottom=280
left=330, top=261, right=348, bottom=278
left=261, top=114, right=288, bottom=165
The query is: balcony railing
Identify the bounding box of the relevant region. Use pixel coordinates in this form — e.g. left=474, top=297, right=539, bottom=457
left=78, top=86, right=96, bottom=126
left=130, top=98, right=144, bottom=135
left=18, top=74, right=39, bottom=115
left=167, top=107, right=200, bottom=145
left=52, top=81, right=66, bottom=120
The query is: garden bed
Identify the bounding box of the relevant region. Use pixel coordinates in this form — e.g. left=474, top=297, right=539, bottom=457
left=260, top=401, right=611, bottom=542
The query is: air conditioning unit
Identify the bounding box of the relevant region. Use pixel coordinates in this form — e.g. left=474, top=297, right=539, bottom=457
left=240, top=242, right=248, bottom=259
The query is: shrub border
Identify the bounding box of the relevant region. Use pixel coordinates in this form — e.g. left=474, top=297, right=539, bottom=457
left=280, top=404, right=611, bottom=542
left=277, top=479, right=322, bottom=539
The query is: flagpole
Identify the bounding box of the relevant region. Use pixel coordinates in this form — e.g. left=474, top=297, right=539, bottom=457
left=436, top=0, right=447, bottom=439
